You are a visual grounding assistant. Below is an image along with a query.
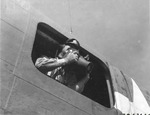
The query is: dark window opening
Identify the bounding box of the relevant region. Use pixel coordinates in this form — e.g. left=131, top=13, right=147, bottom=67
left=32, top=22, right=114, bottom=108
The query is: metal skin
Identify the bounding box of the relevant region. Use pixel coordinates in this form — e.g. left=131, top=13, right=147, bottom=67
left=1, top=0, right=150, bottom=114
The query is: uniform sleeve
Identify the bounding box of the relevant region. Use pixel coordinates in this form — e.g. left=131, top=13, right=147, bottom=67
left=35, top=56, right=57, bottom=68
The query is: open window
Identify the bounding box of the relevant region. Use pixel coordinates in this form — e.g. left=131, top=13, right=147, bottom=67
left=32, top=22, right=114, bottom=108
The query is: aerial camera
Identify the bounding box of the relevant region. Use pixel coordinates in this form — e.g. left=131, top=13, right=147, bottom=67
left=64, top=48, right=94, bottom=73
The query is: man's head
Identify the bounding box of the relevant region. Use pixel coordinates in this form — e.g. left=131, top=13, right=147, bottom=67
left=58, top=39, right=80, bottom=58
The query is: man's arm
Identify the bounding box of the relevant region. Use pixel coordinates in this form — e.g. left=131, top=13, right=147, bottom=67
left=35, top=52, right=78, bottom=71
left=35, top=57, right=67, bottom=71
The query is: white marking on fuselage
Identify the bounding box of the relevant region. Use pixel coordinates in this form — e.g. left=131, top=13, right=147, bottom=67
left=114, top=78, right=150, bottom=114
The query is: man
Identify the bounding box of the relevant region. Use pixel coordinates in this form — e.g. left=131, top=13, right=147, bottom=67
left=35, top=38, right=91, bottom=93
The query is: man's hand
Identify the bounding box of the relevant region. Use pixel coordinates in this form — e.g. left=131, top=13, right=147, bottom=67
left=64, top=51, right=79, bottom=64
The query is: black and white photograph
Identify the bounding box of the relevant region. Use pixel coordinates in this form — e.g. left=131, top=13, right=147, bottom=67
left=1, top=0, right=150, bottom=114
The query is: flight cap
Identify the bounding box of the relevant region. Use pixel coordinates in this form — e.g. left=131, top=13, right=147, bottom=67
left=65, top=38, right=80, bottom=50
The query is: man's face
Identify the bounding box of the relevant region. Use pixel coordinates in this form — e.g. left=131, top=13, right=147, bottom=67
left=62, top=45, right=71, bottom=54
left=58, top=45, right=79, bottom=58
left=58, top=45, right=71, bottom=58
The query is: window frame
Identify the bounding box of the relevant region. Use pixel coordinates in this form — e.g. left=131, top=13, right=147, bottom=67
left=32, top=22, right=115, bottom=108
